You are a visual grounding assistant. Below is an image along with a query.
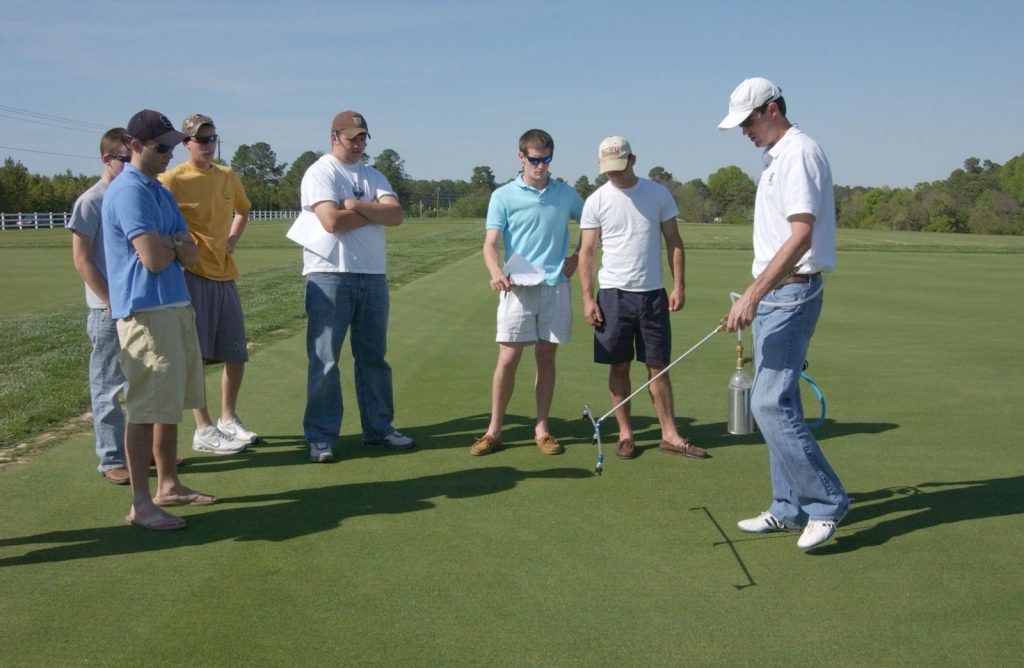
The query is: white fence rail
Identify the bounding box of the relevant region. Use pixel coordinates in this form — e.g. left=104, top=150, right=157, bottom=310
left=0, top=211, right=299, bottom=230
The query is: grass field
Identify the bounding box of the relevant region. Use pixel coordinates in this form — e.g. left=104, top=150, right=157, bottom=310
left=1, top=222, right=1022, bottom=665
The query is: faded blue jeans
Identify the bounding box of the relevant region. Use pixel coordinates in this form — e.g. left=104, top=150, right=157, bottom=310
left=87, top=308, right=126, bottom=471
left=752, top=278, right=848, bottom=525
left=304, top=272, right=395, bottom=444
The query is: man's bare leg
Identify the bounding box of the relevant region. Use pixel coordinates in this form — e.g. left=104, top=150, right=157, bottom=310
left=609, top=362, right=634, bottom=441
left=533, top=341, right=557, bottom=439
left=486, top=343, right=526, bottom=438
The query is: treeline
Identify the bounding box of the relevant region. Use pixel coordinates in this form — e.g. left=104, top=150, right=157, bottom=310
left=2, top=147, right=1021, bottom=235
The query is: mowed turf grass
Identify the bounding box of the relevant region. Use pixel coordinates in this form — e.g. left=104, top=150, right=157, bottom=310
left=1, top=222, right=1022, bottom=665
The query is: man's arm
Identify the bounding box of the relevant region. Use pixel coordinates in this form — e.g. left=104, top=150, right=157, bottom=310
left=661, top=219, right=686, bottom=311
left=70, top=233, right=111, bottom=312
left=343, top=194, right=403, bottom=227
left=226, top=209, right=248, bottom=254
left=483, top=228, right=511, bottom=292
left=726, top=214, right=814, bottom=332
left=132, top=230, right=198, bottom=273
left=578, top=228, right=603, bottom=326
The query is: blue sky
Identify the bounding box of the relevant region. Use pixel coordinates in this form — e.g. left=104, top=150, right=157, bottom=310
left=2, top=0, right=1022, bottom=190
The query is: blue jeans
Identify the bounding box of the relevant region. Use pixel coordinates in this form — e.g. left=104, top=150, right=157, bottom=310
left=752, top=279, right=848, bottom=525
left=304, top=272, right=395, bottom=443
left=87, top=308, right=126, bottom=471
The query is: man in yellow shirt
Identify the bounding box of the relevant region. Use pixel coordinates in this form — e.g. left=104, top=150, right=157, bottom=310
left=160, top=114, right=255, bottom=454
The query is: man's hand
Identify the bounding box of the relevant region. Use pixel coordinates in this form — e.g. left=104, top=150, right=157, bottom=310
left=489, top=271, right=512, bottom=292
left=226, top=233, right=240, bottom=254
left=668, top=287, right=685, bottom=311
left=173, top=230, right=199, bottom=268
left=726, top=293, right=757, bottom=333
left=583, top=299, right=604, bottom=327
left=562, top=253, right=579, bottom=277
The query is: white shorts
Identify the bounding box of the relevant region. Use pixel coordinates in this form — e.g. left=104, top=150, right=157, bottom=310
left=496, top=283, right=572, bottom=344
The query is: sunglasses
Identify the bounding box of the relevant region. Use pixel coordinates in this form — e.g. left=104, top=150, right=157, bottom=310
left=525, top=154, right=553, bottom=166
left=146, top=142, right=175, bottom=154
left=108, top=154, right=131, bottom=163
left=190, top=134, right=219, bottom=145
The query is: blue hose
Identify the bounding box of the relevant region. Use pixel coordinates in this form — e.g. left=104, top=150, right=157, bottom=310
left=800, top=371, right=826, bottom=428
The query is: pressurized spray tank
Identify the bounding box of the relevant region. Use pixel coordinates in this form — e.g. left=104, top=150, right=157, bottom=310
left=727, top=333, right=756, bottom=435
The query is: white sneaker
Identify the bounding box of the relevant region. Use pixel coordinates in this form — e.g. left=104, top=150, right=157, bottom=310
left=797, top=520, right=838, bottom=550
left=309, top=442, right=334, bottom=463
left=192, top=426, right=248, bottom=454
left=217, top=416, right=259, bottom=444
left=737, top=511, right=797, bottom=534
left=363, top=430, right=415, bottom=451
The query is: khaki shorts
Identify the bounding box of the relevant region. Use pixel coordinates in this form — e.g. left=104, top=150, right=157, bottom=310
left=496, top=283, right=572, bottom=344
left=116, top=305, right=205, bottom=424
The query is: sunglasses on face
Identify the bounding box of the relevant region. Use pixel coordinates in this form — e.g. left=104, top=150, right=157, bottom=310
left=525, top=154, right=553, bottom=166
left=146, top=142, right=175, bottom=154
left=108, top=154, right=131, bottom=163
left=190, top=134, right=219, bottom=145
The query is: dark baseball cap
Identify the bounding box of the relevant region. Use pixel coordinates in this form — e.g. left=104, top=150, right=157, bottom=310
left=126, top=109, right=187, bottom=146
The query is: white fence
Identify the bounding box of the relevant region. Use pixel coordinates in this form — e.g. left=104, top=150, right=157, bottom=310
left=0, top=211, right=299, bottom=230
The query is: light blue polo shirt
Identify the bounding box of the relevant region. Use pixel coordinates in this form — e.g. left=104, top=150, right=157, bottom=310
left=102, top=163, right=191, bottom=319
left=486, top=175, right=583, bottom=285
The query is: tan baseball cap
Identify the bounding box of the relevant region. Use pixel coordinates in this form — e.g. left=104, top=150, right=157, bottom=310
left=181, top=113, right=215, bottom=137
left=598, top=136, right=632, bottom=173
left=332, top=110, right=370, bottom=139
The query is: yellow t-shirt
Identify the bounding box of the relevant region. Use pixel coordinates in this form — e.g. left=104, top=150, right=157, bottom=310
left=159, top=163, right=251, bottom=281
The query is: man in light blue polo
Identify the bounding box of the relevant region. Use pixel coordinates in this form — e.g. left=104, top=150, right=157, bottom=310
left=103, top=109, right=217, bottom=531
left=470, top=128, right=584, bottom=456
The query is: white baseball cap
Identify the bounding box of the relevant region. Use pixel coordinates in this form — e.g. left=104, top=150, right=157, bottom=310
left=718, top=77, right=782, bottom=130
left=598, top=136, right=632, bottom=173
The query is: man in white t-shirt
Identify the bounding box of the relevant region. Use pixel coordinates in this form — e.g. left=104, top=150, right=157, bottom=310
left=299, top=110, right=414, bottom=463
left=719, top=77, right=847, bottom=551
left=578, top=136, right=708, bottom=462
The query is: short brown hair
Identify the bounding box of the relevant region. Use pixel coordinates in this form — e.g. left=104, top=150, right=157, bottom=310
left=519, top=128, right=553, bottom=155
left=100, top=127, right=128, bottom=157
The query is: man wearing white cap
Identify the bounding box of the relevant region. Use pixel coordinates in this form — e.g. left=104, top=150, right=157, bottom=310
left=719, top=78, right=848, bottom=550
left=577, top=136, right=707, bottom=462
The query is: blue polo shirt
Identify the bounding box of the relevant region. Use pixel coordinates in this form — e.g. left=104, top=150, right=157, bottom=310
left=102, top=163, right=191, bottom=319
left=486, top=175, right=583, bottom=285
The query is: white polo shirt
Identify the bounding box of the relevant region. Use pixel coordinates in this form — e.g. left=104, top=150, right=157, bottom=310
left=752, top=126, right=836, bottom=278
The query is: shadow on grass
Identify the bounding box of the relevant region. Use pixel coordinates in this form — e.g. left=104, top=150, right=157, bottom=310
left=686, top=418, right=899, bottom=452
left=812, top=475, right=1024, bottom=555
left=0, top=466, right=591, bottom=567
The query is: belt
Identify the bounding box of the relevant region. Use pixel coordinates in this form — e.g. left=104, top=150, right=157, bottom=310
left=776, top=272, right=822, bottom=288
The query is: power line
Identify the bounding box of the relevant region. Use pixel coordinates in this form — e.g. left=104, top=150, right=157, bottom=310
left=0, top=104, right=109, bottom=131
left=0, top=144, right=95, bottom=160
left=0, top=112, right=101, bottom=135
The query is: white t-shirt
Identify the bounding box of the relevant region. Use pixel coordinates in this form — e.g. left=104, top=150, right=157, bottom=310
left=752, top=126, right=836, bottom=277
left=299, top=154, right=396, bottom=275
left=580, top=178, right=679, bottom=292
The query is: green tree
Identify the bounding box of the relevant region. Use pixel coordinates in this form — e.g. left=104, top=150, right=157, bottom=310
left=231, top=142, right=286, bottom=210
left=372, top=148, right=410, bottom=208
left=673, top=178, right=714, bottom=223
left=575, top=175, right=594, bottom=200
left=0, top=157, right=32, bottom=211
left=998, top=154, right=1024, bottom=205
left=470, top=165, right=496, bottom=194
left=707, top=165, right=755, bottom=224
left=276, top=150, right=322, bottom=209
left=648, top=166, right=675, bottom=185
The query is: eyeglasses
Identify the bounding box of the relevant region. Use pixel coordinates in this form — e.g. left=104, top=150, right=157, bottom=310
left=108, top=154, right=131, bottom=163
left=146, top=142, right=175, bottom=154
left=190, top=134, right=219, bottom=145
left=525, top=154, right=553, bottom=166
left=739, top=111, right=761, bottom=129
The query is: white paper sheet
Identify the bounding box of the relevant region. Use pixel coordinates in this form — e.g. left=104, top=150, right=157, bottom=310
left=285, top=209, right=338, bottom=261
left=503, top=252, right=546, bottom=286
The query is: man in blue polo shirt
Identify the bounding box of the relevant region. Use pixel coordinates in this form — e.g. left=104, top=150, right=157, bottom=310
left=103, top=109, right=217, bottom=531
left=470, top=128, right=584, bottom=456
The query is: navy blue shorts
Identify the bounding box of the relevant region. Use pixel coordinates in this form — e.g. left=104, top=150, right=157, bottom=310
left=594, top=288, right=671, bottom=366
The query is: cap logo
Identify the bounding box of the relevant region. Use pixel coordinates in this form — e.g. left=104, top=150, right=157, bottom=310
left=159, top=114, right=174, bottom=130
left=352, top=116, right=364, bottom=128
left=601, top=147, right=622, bottom=158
